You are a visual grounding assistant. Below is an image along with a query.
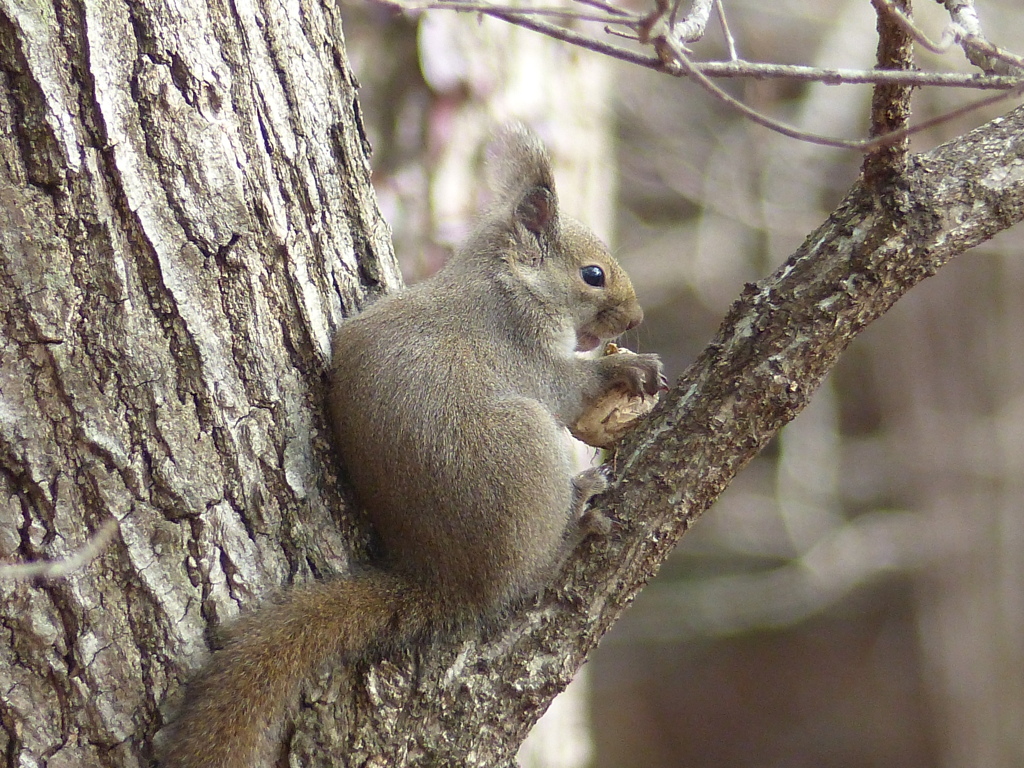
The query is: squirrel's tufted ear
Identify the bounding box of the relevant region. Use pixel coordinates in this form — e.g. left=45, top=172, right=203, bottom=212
left=515, top=185, right=556, bottom=235
left=487, top=122, right=558, bottom=234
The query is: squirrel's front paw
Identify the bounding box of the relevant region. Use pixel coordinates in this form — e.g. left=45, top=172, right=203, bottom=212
left=572, top=347, right=666, bottom=448
left=599, top=347, right=664, bottom=398
left=624, top=353, right=665, bottom=398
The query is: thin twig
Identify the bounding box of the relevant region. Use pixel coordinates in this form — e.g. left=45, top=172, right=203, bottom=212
left=483, top=8, right=659, bottom=64
left=696, top=61, right=1019, bottom=88
left=960, top=35, right=1024, bottom=76
left=714, top=0, right=738, bottom=62
left=572, top=0, right=630, bottom=17
left=879, top=0, right=957, bottom=52
left=0, top=518, right=119, bottom=580
left=500, top=11, right=1023, bottom=89
left=386, top=0, right=636, bottom=25
left=667, top=0, right=682, bottom=30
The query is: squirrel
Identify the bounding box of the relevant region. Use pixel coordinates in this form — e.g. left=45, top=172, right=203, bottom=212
left=159, top=124, right=663, bottom=768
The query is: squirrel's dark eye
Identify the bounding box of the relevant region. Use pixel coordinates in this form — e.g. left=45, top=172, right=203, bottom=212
left=581, top=265, right=605, bottom=288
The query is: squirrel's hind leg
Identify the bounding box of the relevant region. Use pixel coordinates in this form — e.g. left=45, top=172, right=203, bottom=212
left=564, top=466, right=613, bottom=549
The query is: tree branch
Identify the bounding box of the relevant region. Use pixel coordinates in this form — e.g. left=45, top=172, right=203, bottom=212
left=568, top=104, right=1024, bottom=692
left=334, top=100, right=1024, bottom=767
left=863, top=0, right=915, bottom=183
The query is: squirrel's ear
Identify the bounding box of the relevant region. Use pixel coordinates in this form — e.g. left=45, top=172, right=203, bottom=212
left=515, top=185, right=556, bottom=235
left=488, top=122, right=558, bottom=233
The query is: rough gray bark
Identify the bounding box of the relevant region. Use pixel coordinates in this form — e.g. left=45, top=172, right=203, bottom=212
left=2, top=1, right=1024, bottom=768
left=0, top=0, right=394, bottom=765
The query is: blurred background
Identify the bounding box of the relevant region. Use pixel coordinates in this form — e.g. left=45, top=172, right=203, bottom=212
left=341, top=2, right=1024, bottom=766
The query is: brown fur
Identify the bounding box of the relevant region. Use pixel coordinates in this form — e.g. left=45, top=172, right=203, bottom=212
left=160, top=124, right=662, bottom=768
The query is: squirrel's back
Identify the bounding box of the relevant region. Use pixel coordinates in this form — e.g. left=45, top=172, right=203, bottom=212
left=330, top=275, right=579, bottom=611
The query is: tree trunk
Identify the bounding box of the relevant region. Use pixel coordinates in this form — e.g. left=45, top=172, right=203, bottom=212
left=0, top=0, right=393, bottom=764
left=3, top=2, right=1024, bottom=768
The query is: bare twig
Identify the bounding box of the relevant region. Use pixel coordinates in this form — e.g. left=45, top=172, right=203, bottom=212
left=572, top=0, right=629, bottom=15
left=714, top=0, right=737, bottom=61
left=388, top=0, right=634, bottom=25
left=958, top=34, right=1024, bottom=76
left=695, top=61, right=1018, bottom=88
left=879, top=0, right=958, bottom=53
left=0, top=518, right=119, bottom=580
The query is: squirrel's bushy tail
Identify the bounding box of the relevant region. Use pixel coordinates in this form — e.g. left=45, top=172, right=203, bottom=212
left=160, top=572, right=435, bottom=768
